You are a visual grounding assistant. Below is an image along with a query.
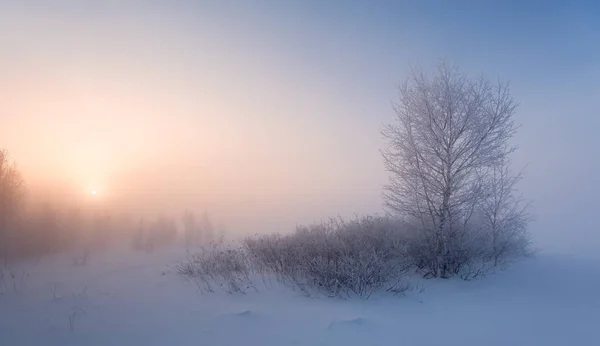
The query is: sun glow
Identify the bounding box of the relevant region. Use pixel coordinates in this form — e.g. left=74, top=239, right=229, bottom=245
left=91, top=189, right=97, bottom=196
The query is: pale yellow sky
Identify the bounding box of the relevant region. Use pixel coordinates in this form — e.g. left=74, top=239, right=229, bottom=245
left=0, top=2, right=387, bottom=234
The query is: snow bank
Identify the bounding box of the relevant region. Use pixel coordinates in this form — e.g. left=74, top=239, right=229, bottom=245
left=1, top=247, right=598, bottom=345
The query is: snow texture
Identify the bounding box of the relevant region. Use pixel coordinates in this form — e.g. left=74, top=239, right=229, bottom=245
left=1, top=246, right=598, bottom=346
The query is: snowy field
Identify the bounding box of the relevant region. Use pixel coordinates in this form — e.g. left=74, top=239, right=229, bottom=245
left=1, top=247, right=598, bottom=346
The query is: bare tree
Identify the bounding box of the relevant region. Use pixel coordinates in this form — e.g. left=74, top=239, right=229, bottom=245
left=182, top=210, right=217, bottom=246
left=182, top=209, right=198, bottom=246
left=0, top=149, right=25, bottom=263
left=150, top=215, right=177, bottom=247
left=200, top=211, right=215, bottom=244
left=131, top=217, right=147, bottom=252
left=479, top=159, right=532, bottom=266
left=382, top=61, right=530, bottom=278
left=31, top=203, right=63, bottom=255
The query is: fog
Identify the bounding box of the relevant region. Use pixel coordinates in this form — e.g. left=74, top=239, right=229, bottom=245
left=1, top=1, right=598, bottom=254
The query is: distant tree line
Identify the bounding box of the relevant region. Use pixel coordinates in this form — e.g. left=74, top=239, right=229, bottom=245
left=0, top=148, right=223, bottom=263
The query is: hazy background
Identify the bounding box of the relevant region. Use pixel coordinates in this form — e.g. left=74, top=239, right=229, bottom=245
left=1, top=1, right=598, bottom=254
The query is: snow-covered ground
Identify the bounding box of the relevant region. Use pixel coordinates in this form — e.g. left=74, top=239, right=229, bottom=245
left=1, top=247, right=598, bottom=346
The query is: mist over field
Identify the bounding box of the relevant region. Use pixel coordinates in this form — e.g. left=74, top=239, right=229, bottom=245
left=1, top=1, right=599, bottom=345
left=1, top=1, right=599, bottom=253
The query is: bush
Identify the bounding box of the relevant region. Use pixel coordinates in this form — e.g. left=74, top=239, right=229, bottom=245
left=176, top=242, right=254, bottom=294
left=404, top=216, right=532, bottom=280
left=177, top=215, right=412, bottom=298
left=176, top=213, right=530, bottom=298
left=244, top=215, right=412, bottom=298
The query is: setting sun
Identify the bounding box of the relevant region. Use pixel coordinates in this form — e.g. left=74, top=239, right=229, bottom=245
left=0, top=2, right=599, bottom=345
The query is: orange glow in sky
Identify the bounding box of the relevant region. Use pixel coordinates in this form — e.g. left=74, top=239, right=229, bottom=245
left=0, top=2, right=384, bottom=234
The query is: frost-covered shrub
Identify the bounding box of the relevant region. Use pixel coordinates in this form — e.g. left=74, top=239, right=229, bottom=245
left=244, top=215, right=412, bottom=298
left=404, top=213, right=532, bottom=280
left=176, top=242, right=254, bottom=294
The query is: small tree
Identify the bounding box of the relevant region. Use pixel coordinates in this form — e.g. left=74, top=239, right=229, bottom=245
left=151, top=215, right=177, bottom=247
left=182, top=210, right=198, bottom=246
left=0, top=149, right=25, bottom=263
left=182, top=210, right=217, bottom=246
left=382, top=61, right=530, bottom=278
left=131, top=217, right=147, bottom=252
left=479, top=159, right=531, bottom=266
left=200, top=211, right=215, bottom=244
left=91, top=212, right=112, bottom=251
left=32, top=203, right=63, bottom=255
left=65, top=207, right=86, bottom=248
